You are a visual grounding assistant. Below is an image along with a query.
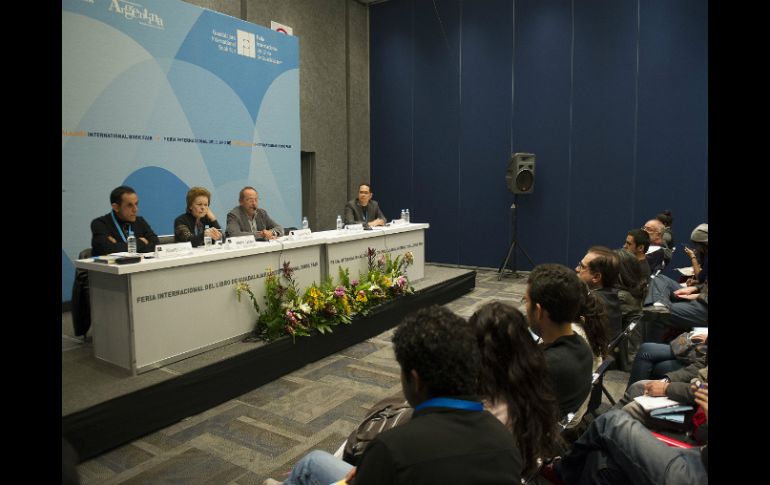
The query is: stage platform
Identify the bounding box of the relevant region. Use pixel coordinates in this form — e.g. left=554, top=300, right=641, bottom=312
left=62, top=264, right=476, bottom=461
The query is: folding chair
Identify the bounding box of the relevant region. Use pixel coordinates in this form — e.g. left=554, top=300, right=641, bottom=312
left=520, top=413, right=575, bottom=485
left=594, top=317, right=641, bottom=407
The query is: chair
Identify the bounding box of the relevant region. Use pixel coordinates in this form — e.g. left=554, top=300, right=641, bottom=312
left=521, top=413, right=575, bottom=485
left=590, top=317, right=641, bottom=410
left=71, top=248, right=92, bottom=337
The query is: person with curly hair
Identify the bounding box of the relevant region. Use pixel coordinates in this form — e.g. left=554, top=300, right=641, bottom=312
left=266, top=305, right=526, bottom=485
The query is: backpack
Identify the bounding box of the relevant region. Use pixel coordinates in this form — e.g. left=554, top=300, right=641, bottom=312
left=342, top=396, right=413, bottom=466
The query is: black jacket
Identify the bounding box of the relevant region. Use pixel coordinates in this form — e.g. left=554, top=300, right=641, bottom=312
left=173, top=212, right=221, bottom=247
left=91, top=212, right=159, bottom=256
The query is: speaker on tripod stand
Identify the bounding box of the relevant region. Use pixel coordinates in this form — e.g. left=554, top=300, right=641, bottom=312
left=498, top=153, right=536, bottom=280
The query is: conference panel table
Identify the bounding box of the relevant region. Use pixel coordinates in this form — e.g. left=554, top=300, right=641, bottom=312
left=74, top=223, right=428, bottom=374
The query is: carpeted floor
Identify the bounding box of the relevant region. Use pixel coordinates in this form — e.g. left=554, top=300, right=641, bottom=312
left=72, top=267, right=630, bottom=484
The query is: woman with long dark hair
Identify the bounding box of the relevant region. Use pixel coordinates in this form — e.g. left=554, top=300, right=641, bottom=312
left=470, top=301, right=564, bottom=477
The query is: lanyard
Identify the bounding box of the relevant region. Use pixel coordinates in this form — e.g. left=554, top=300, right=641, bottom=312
left=110, top=211, right=130, bottom=243
left=414, top=397, right=483, bottom=412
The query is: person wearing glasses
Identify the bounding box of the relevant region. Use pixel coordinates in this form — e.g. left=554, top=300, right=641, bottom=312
left=575, top=246, right=623, bottom=339
left=642, top=219, right=671, bottom=274
left=344, top=183, right=387, bottom=228
left=226, top=187, right=284, bottom=241
left=641, top=224, right=708, bottom=342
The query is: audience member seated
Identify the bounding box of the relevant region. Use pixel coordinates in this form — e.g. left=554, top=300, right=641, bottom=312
left=614, top=248, right=647, bottom=370
left=173, top=186, right=223, bottom=247
left=344, top=183, right=386, bottom=228
left=626, top=329, right=707, bottom=386
left=472, top=301, right=565, bottom=477
left=226, top=186, right=283, bottom=241
left=264, top=305, right=527, bottom=485
left=564, top=282, right=609, bottom=438
left=91, top=185, right=159, bottom=256
left=642, top=219, right=671, bottom=274
left=683, top=223, right=708, bottom=286
left=620, top=357, right=707, bottom=432
left=623, top=228, right=652, bottom=281
left=554, top=385, right=708, bottom=485
left=640, top=223, right=708, bottom=342
left=655, top=209, right=675, bottom=249
left=524, top=264, right=594, bottom=418
left=575, top=246, right=622, bottom=338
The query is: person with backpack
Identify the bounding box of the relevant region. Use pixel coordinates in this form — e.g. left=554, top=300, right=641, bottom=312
left=264, top=305, right=526, bottom=485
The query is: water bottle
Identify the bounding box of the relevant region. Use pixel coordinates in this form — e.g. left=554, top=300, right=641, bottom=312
left=302, top=216, right=309, bottom=230
left=204, top=224, right=212, bottom=249
left=401, top=209, right=406, bottom=221
left=336, top=215, right=343, bottom=230
left=405, top=209, right=410, bottom=223
left=127, top=228, right=137, bottom=254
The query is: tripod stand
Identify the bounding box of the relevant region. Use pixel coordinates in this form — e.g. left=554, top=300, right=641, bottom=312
left=497, top=196, right=535, bottom=280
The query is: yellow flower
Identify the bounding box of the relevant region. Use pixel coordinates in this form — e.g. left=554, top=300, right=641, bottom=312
left=356, top=291, right=368, bottom=303
left=341, top=296, right=351, bottom=314
left=306, top=287, right=324, bottom=310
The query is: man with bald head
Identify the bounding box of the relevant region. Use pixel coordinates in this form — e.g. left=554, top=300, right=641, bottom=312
left=226, top=187, right=283, bottom=241
left=642, top=219, right=672, bottom=274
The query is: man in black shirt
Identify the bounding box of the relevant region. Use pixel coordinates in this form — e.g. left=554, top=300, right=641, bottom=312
left=524, top=264, right=594, bottom=417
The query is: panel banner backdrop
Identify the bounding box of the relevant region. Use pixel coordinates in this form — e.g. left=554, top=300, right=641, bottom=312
left=62, top=0, right=300, bottom=301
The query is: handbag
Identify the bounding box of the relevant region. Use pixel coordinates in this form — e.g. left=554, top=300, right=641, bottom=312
left=669, top=331, right=707, bottom=365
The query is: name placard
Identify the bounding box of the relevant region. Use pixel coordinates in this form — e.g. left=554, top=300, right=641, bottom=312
left=225, top=235, right=259, bottom=250
left=154, top=242, right=194, bottom=258
left=344, top=224, right=364, bottom=231
left=288, top=228, right=312, bottom=240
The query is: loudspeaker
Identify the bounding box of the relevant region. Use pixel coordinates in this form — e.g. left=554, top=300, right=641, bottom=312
left=505, top=153, right=536, bottom=194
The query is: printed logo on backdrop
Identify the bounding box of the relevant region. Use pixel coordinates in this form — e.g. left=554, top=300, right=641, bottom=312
left=109, top=0, right=164, bottom=29
left=236, top=30, right=256, bottom=58
left=271, top=21, right=293, bottom=36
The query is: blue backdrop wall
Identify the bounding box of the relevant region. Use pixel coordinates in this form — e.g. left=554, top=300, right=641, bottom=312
left=370, top=0, right=708, bottom=270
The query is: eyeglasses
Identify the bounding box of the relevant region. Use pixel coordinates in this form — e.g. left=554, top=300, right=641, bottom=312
left=576, top=261, right=588, bottom=271
left=642, top=226, right=660, bottom=234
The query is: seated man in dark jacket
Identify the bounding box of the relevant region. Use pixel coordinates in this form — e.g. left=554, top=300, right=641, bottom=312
left=344, top=183, right=386, bottom=227
left=91, top=185, right=159, bottom=256
left=575, top=246, right=623, bottom=338
left=226, top=186, right=283, bottom=241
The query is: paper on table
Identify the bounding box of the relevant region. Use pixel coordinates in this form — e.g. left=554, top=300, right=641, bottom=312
left=676, top=266, right=695, bottom=276
left=633, top=395, right=682, bottom=411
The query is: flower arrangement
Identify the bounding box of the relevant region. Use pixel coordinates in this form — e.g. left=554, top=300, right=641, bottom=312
left=236, top=248, right=415, bottom=342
